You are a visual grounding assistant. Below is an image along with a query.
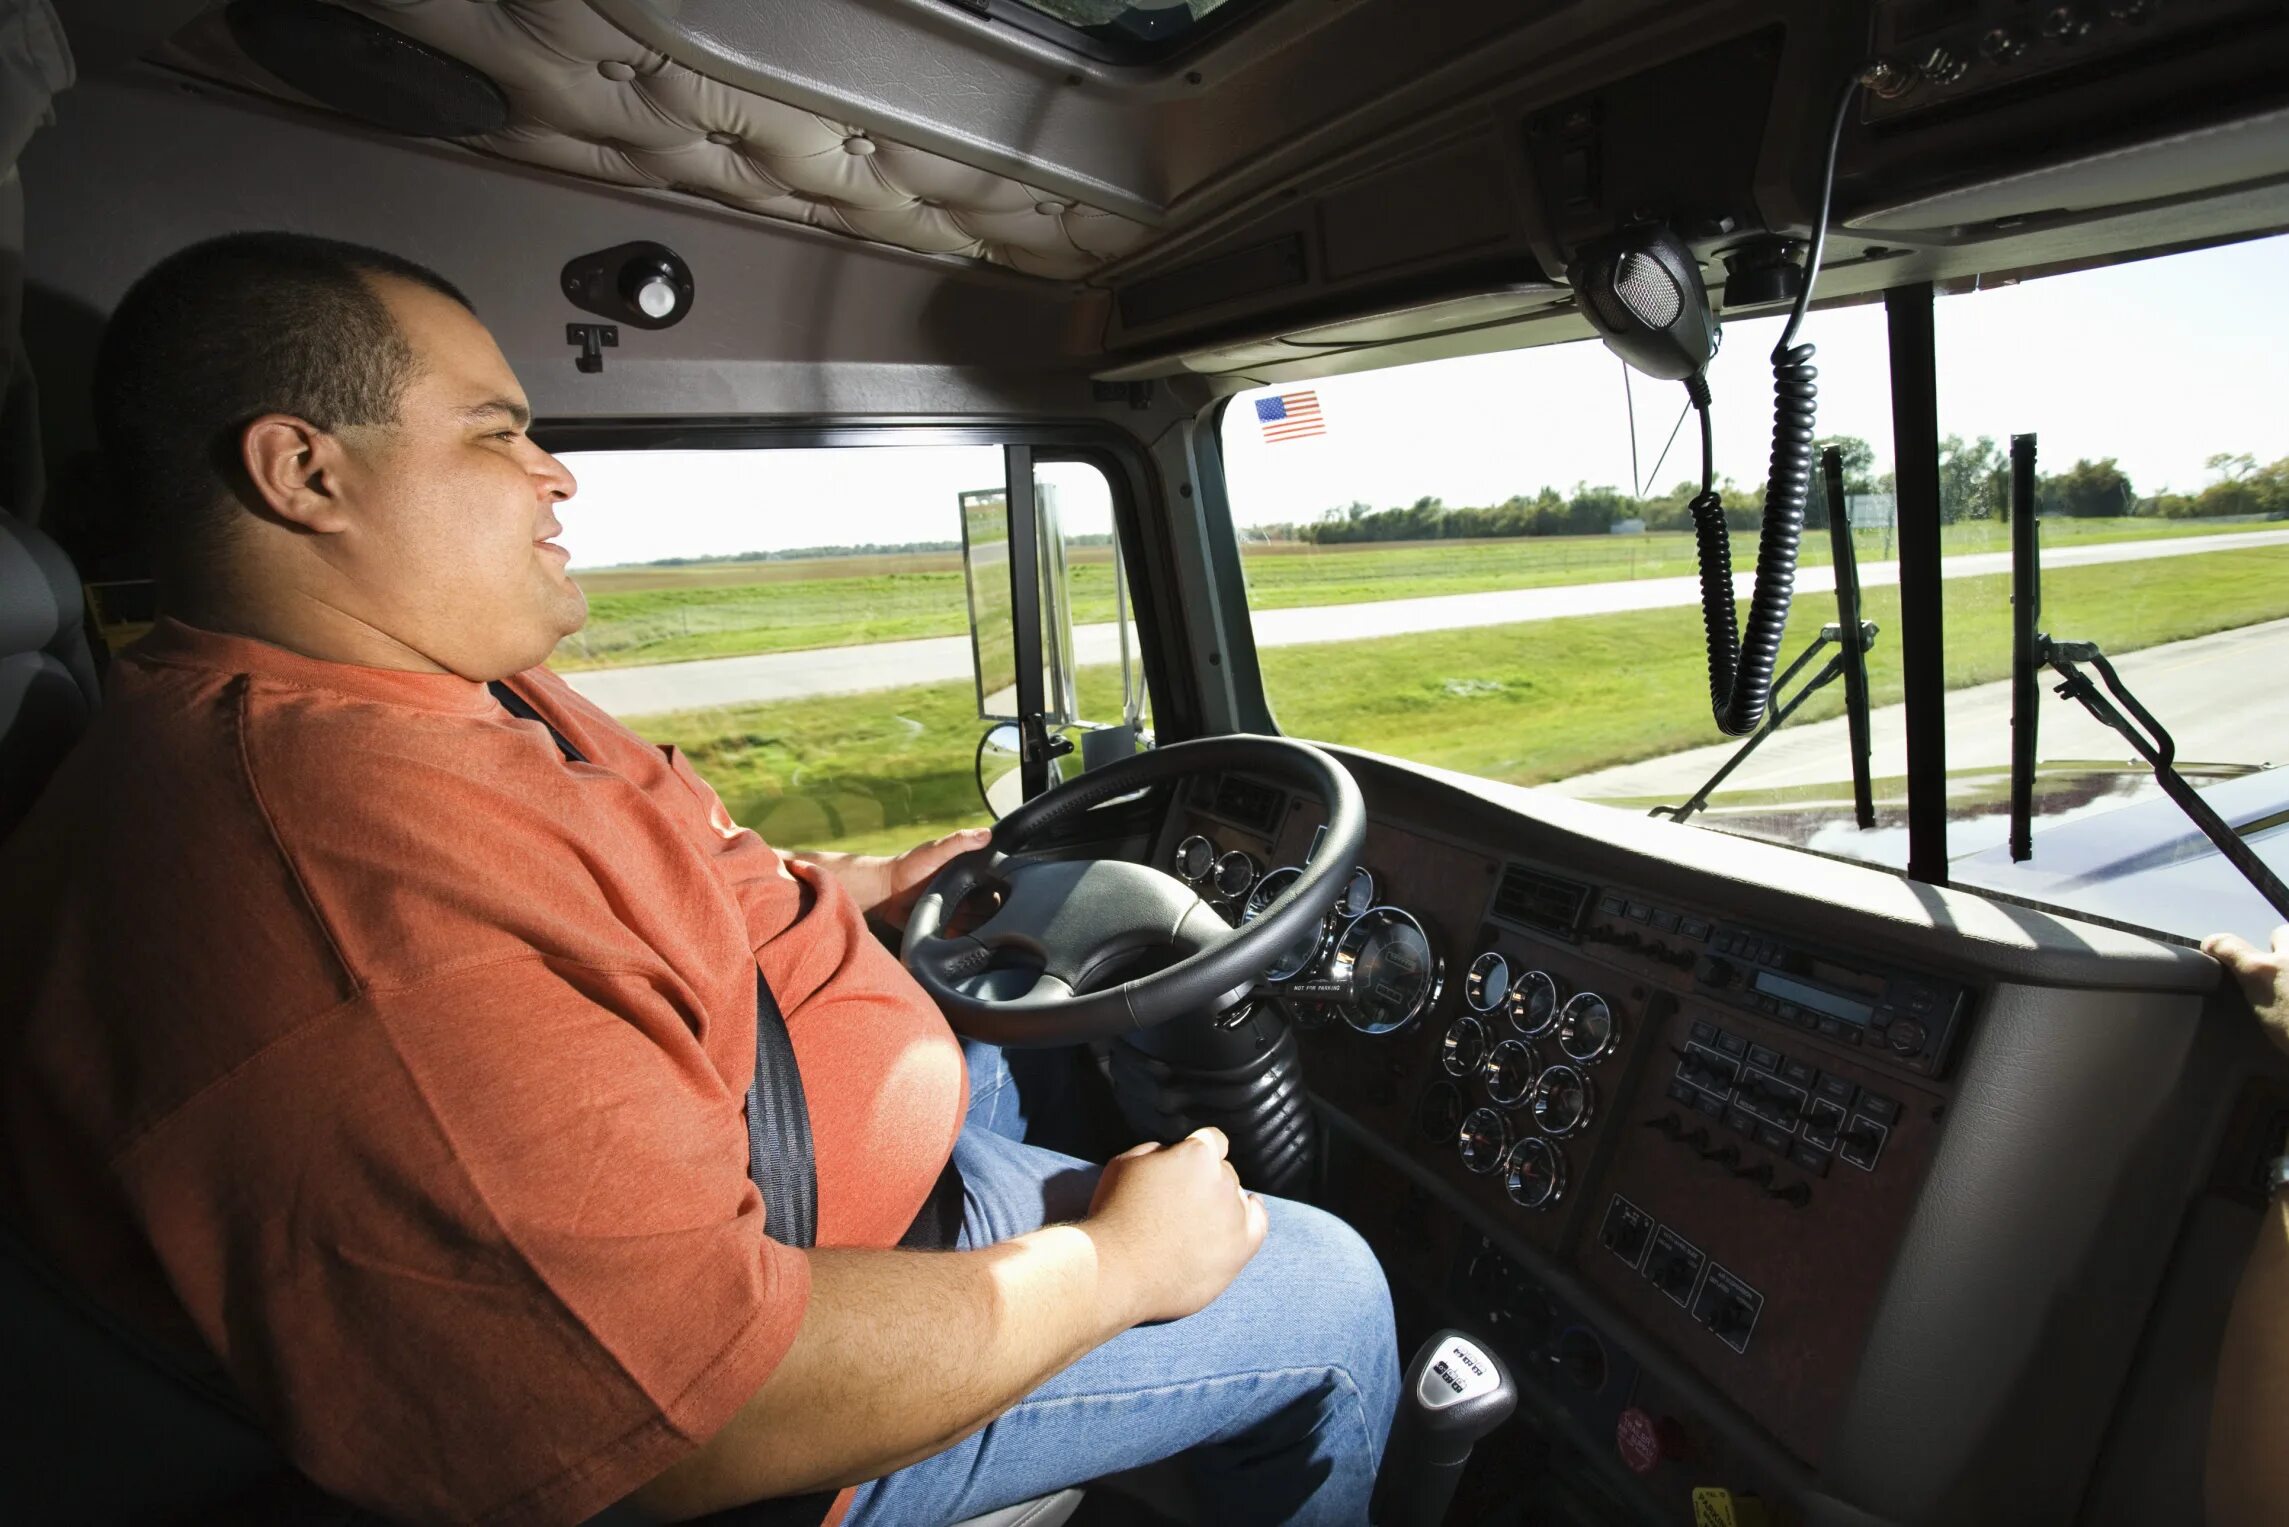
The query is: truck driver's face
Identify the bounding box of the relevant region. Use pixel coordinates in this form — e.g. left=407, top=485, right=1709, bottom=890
left=330, top=275, right=586, bottom=680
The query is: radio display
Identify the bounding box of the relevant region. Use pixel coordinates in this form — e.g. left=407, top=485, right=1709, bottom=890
left=1753, top=969, right=1875, bottom=1027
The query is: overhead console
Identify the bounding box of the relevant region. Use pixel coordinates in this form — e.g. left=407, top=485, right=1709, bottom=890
left=1860, top=0, right=2288, bottom=123
left=1151, top=749, right=2224, bottom=1524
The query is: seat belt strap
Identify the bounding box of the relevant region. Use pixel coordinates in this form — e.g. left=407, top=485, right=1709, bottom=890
left=486, top=680, right=821, bottom=1249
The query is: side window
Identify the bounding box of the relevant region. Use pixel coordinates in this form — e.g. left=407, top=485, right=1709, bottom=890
left=549, top=443, right=1140, bottom=856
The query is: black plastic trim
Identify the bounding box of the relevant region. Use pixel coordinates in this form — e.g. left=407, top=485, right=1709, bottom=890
left=1191, top=398, right=1279, bottom=734
left=1883, top=283, right=1950, bottom=885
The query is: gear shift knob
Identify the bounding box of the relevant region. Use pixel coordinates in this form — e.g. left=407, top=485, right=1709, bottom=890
left=1372, top=1330, right=1518, bottom=1527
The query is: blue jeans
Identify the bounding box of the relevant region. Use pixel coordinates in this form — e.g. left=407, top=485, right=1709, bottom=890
left=841, top=1042, right=1399, bottom=1527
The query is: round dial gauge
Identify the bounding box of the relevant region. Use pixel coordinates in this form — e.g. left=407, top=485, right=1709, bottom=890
left=1481, top=1039, right=1543, bottom=1109
left=1457, top=1106, right=1511, bottom=1175
left=1414, top=1081, right=1466, bottom=1144
left=1557, top=993, right=1620, bottom=1064
left=1212, top=850, right=1259, bottom=901
left=1174, top=834, right=1215, bottom=883
left=1530, top=1063, right=1596, bottom=1137
left=1440, top=1016, right=1489, bottom=1079
left=1509, top=969, right=1563, bottom=1037
left=1505, top=1136, right=1567, bottom=1211
left=1336, top=867, right=1377, bottom=919
left=1463, top=952, right=1511, bottom=1014
left=1327, top=907, right=1444, bottom=1035
left=1243, top=867, right=1332, bottom=983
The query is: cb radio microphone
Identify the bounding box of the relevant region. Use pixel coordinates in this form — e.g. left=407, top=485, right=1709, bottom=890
left=1572, top=223, right=1721, bottom=383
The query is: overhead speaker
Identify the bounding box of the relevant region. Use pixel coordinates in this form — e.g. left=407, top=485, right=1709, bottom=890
left=225, top=0, right=511, bottom=139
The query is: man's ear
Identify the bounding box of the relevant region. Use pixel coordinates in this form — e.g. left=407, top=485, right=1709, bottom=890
left=239, top=414, right=354, bottom=533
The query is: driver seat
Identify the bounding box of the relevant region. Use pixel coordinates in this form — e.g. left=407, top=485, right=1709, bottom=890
left=0, top=509, right=1085, bottom=1527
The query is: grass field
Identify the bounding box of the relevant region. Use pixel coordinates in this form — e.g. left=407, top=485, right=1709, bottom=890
left=637, top=544, right=2289, bottom=857
left=554, top=516, right=2263, bottom=672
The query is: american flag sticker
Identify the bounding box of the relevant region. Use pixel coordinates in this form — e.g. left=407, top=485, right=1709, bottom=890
left=1256, top=390, right=1326, bottom=443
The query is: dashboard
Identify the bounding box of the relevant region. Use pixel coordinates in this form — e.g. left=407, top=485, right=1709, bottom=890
left=1143, top=746, right=2260, bottom=1527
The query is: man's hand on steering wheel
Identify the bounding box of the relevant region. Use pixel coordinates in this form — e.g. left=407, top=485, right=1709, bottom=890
left=792, top=827, right=994, bottom=931
left=900, top=737, right=1366, bottom=1047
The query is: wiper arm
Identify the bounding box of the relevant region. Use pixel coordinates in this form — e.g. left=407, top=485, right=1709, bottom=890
left=2041, top=640, right=2289, bottom=921
left=2006, top=432, right=2289, bottom=922
left=1652, top=447, right=1880, bottom=828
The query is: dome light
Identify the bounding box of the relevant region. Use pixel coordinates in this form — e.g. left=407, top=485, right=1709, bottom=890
left=559, top=241, right=695, bottom=330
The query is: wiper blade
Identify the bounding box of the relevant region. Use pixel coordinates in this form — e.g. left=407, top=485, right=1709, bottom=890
left=1651, top=446, right=1879, bottom=827
left=2007, top=431, right=2289, bottom=922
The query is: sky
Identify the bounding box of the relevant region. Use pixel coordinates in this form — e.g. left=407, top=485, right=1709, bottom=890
left=555, top=231, right=2289, bottom=568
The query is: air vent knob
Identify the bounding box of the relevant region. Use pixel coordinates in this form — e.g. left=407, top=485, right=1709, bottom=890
left=1980, top=26, right=2031, bottom=62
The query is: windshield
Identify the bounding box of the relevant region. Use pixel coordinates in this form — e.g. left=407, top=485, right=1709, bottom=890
left=1217, top=233, right=2289, bottom=944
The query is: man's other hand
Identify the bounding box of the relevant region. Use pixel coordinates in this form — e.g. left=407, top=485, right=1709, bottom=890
left=1083, top=1126, right=1269, bottom=1326
left=790, top=827, right=991, bottom=930
left=2203, top=926, right=2289, bottom=1053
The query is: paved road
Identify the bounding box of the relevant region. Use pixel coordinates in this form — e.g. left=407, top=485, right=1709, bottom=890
left=562, top=527, right=2289, bottom=717
left=1549, top=616, right=2287, bottom=803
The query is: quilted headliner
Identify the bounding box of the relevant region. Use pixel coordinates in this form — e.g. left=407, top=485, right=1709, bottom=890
left=156, top=0, right=1151, bottom=280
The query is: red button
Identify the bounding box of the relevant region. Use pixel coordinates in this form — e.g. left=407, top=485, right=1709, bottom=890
left=1615, top=1406, right=1687, bottom=1474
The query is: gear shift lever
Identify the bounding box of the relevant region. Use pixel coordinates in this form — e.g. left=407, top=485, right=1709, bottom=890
left=1372, top=1330, right=1518, bottom=1527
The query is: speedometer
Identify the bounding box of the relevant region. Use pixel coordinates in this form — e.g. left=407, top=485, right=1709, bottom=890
left=1242, top=866, right=1332, bottom=983
left=1322, top=907, right=1443, bottom=1036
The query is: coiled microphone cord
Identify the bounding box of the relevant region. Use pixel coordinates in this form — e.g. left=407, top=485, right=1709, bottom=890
left=1687, top=75, right=1863, bottom=737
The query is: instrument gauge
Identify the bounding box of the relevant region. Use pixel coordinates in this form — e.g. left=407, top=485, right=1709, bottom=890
left=1458, top=1106, right=1510, bottom=1175
left=1463, top=952, right=1511, bottom=1014
left=1530, top=1063, right=1596, bottom=1137
left=1557, top=993, right=1620, bottom=1064
left=1440, top=1016, right=1489, bottom=1079
left=1212, top=850, right=1259, bottom=901
left=1415, top=1081, right=1466, bottom=1144
left=1323, top=907, right=1443, bottom=1036
left=1505, top=1136, right=1566, bottom=1211
left=1174, top=834, right=1215, bottom=883
left=1481, top=1039, right=1542, bottom=1109
left=1336, top=867, right=1377, bottom=919
left=1242, top=866, right=1333, bottom=983
left=1509, top=969, right=1563, bottom=1037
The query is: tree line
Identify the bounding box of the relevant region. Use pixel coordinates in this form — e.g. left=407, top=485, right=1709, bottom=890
left=1258, top=441, right=2289, bottom=545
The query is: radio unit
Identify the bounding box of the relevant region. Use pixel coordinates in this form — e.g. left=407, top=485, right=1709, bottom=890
left=1693, top=926, right=1968, bottom=1076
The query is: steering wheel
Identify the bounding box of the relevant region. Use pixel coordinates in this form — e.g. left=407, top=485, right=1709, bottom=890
left=901, top=735, right=1366, bottom=1046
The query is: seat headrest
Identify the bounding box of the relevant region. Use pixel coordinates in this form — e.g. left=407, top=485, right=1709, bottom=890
left=0, top=509, right=89, bottom=661
left=0, top=509, right=101, bottom=841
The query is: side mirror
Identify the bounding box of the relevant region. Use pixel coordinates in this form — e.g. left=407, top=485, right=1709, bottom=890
left=976, top=722, right=1064, bottom=820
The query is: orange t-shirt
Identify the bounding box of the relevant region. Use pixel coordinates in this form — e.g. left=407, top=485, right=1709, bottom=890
left=0, top=618, right=967, bottom=1525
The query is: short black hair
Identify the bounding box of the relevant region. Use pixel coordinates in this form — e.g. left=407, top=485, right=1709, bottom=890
left=91, top=232, right=472, bottom=582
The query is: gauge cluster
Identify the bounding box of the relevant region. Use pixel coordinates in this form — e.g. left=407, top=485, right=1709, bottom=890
left=1430, top=948, right=1630, bottom=1215
left=1172, top=829, right=1442, bottom=1038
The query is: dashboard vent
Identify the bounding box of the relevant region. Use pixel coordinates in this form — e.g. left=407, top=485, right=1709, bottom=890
left=1205, top=773, right=1285, bottom=835
left=1491, top=863, right=1591, bottom=940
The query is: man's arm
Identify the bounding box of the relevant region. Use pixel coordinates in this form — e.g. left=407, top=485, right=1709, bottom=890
left=629, top=1128, right=1267, bottom=1519
left=2203, top=926, right=2289, bottom=1526
left=789, top=827, right=991, bottom=930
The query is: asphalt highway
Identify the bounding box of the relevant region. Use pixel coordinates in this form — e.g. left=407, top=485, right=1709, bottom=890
left=560, top=526, right=2289, bottom=718
left=1550, top=616, right=2285, bottom=802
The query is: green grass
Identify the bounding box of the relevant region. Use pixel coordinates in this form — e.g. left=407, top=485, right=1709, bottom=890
left=555, top=517, right=2267, bottom=672
left=630, top=545, right=2289, bottom=856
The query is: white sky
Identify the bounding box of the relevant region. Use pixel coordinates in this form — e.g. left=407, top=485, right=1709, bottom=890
left=556, top=231, right=2289, bottom=568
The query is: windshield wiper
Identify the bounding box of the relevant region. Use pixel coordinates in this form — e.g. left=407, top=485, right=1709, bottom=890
left=1653, top=447, right=1880, bottom=827
left=2006, top=432, right=2289, bottom=921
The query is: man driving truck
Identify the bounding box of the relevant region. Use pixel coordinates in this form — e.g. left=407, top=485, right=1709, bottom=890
left=0, top=232, right=1398, bottom=1526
